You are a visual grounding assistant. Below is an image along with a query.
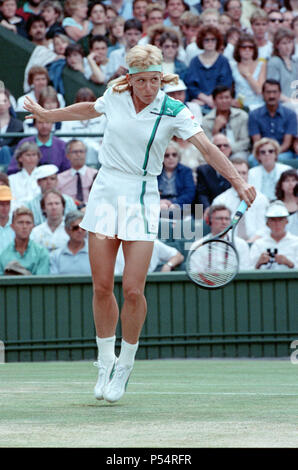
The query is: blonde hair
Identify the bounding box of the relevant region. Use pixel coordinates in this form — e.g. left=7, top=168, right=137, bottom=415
left=109, top=45, right=179, bottom=93
left=64, top=0, right=87, bottom=17
left=12, top=206, right=34, bottom=223
left=253, top=137, right=280, bottom=161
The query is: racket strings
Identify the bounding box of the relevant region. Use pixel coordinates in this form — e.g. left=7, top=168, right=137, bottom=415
left=188, top=241, right=238, bottom=287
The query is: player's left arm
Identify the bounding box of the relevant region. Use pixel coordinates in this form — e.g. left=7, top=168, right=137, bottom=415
left=188, top=131, right=256, bottom=207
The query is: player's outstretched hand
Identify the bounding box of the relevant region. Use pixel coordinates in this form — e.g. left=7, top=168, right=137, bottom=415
left=235, top=182, right=256, bottom=208
left=23, top=96, right=48, bottom=121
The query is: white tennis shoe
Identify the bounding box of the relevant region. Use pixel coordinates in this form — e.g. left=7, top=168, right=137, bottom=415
left=93, top=358, right=117, bottom=400
left=103, top=363, right=133, bottom=403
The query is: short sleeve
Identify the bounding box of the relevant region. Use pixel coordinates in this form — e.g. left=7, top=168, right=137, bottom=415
left=94, top=92, right=107, bottom=115
left=155, top=240, right=178, bottom=263
left=173, top=106, right=203, bottom=140
left=62, top=17, right=81, bottom=28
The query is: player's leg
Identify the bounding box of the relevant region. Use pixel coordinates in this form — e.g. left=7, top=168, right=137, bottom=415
left=88, top=232, right=121, bottom=400
left=104, top=240, right=154, bottom=403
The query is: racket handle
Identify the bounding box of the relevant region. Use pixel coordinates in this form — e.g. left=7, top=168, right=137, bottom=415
left=236, top=200, right=248, bottom=216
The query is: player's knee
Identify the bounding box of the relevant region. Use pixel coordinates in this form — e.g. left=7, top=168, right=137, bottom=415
left=123, top=286, right=143, bottom=304
left=93, top=281, right=114, bottom=299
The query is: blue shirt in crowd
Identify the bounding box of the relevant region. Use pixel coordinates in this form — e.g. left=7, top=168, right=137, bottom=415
left=184, top=54, right=233, bottom=101
left=248, top=103, right=297, bottom=144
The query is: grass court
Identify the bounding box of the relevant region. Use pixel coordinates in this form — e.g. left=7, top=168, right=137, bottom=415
left=0, top=359, right=297, bottom=448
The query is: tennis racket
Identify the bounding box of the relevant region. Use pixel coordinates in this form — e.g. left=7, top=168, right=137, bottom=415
left=186, top=201, right=248, bottom=289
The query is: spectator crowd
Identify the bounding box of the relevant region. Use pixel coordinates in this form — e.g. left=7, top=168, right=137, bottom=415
left=0, top=0, right=297, bottom=275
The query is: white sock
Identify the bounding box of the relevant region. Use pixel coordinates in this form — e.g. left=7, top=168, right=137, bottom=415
left=96, top=335, right=116, bottom=364
left=118, top=339, right=139, bottom=368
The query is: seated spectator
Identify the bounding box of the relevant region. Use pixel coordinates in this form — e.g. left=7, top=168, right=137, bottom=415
left=202, top=85, right=251, bottom=159
left=250, top=200, right=298, bottom=269
left=0, top=0, right=27, bottom=37
left=8, top=119, right=70, bottom=175
left=261, top=0, right=280, bottom=15
left=26, top=164, right=76, bottom=226
left=158, top=141, right=196, bottom=217
left=62, top=0, right=92, bottom=42
left=0, top=88, right=23, bottom=165
left=202, top=204, right=251, bottom=270
left=40, top=0, right=65, bottom=39
left=248, top=79, right=297, bottom=165
left=248, top=138, right=292, bottom=200
left=16, top=0, right=42, bottom=22
left=114, top=238, right=184, bottom=275
left=164, top=0, right=187, bottom=30
left=17, top=66, right=65, bottom=110
left=105, top=18, right=143, bottom=82
left=159, top=30, right=188, bottom=81
left=267, top=9, right=284, bottom=43
left=133, top=0, right=148, bottom=34
left=25, top=14, right=50, bottom=46
left=57, top=139, right=98, bottom=207
left=231, top=34, right=266, bottom=111
left=212, top=158, right=269, bottom=243
left=107, top=15, right=125, bottom=55
left=0, top=206, right=50, bottom=275
left=224, top=0, right=246, bottom=31
left=50, top=210, right=91, bottom=274
left=78, top=1, right=110, bottom=55
left=283, top=10, right=294, bottom=30
left=267, top=28, right=298, bottom=114
left=23, top=85, right=62, bottom=134
left=0, top=185, right=15, bottom=251
left=184, top=25, right=233, bottom=113
left=31, top=188, right=69, bottom=251
left=218, top=12, right=233, bottom=37
left=200, top=8, right=220, bottom=28
left=193, top=133, right=232, bottom=213
left=138, top=3, right=165, bottom=46
left=58, top=88, right=106, bottom=167
left=275, top=169, right=298, bottom=235
left=250, top=9, right=273, bottom=61
left=179, top=11, right=201, bottom=49
left=64, top=43, right=93, bottom=81
left=8, top=142, right=41, bottom=205
left=85, top=35, right=110, bottom=84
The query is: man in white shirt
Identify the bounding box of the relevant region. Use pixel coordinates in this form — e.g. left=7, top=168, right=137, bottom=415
left=204, top=204, right=251, bottom=270
left=212, top=158, right=269, bottom=243
left=114, top=239, right=184, bottom=275
left=30, top=188, right=69, bottom=251
left=250, top=200, right=298, bottom=270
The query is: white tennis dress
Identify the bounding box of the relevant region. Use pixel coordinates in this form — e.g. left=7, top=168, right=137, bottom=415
left=80, top=86, right=202, bottom=240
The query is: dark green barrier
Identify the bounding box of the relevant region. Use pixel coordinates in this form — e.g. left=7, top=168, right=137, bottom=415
left=1, top=271, right=297, bottom=362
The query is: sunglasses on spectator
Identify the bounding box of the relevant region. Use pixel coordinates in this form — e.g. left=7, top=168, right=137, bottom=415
left=216, top=143, right=230, bottom=148
left=203, top=37, right=217, bottom=43
left=165, top=152, right=178, bottom=158
left=259, top=148, right=275, bottom=155
left=71, top=224, right=82, bottom=231
left=240, top=44, right=254, bottom=49
left=269, top=18, right=283, bottom=23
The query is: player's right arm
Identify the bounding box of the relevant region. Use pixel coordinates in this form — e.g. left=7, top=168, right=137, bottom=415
left=23, top=96, right=102, bottom=123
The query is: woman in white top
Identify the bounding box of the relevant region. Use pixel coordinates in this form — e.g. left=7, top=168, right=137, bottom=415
left=24, top=44, right=256, bottom=405
left=248, top=138, right=292, bottom=200
left=8, top=142, right=41, bottom=205
left=231, top=34, right=266, bottom=111
left=62, top=0, right=92, bottom=42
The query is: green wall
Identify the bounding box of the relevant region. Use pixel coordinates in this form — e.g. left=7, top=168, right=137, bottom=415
left=0, top=271, right=297, bottom=362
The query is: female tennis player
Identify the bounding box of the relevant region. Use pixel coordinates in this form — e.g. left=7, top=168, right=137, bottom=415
left=24, top=45, right=256, bottom=404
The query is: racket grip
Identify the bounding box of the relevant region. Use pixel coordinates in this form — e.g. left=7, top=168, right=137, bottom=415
left=236, top=200, right=248, bottom=215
